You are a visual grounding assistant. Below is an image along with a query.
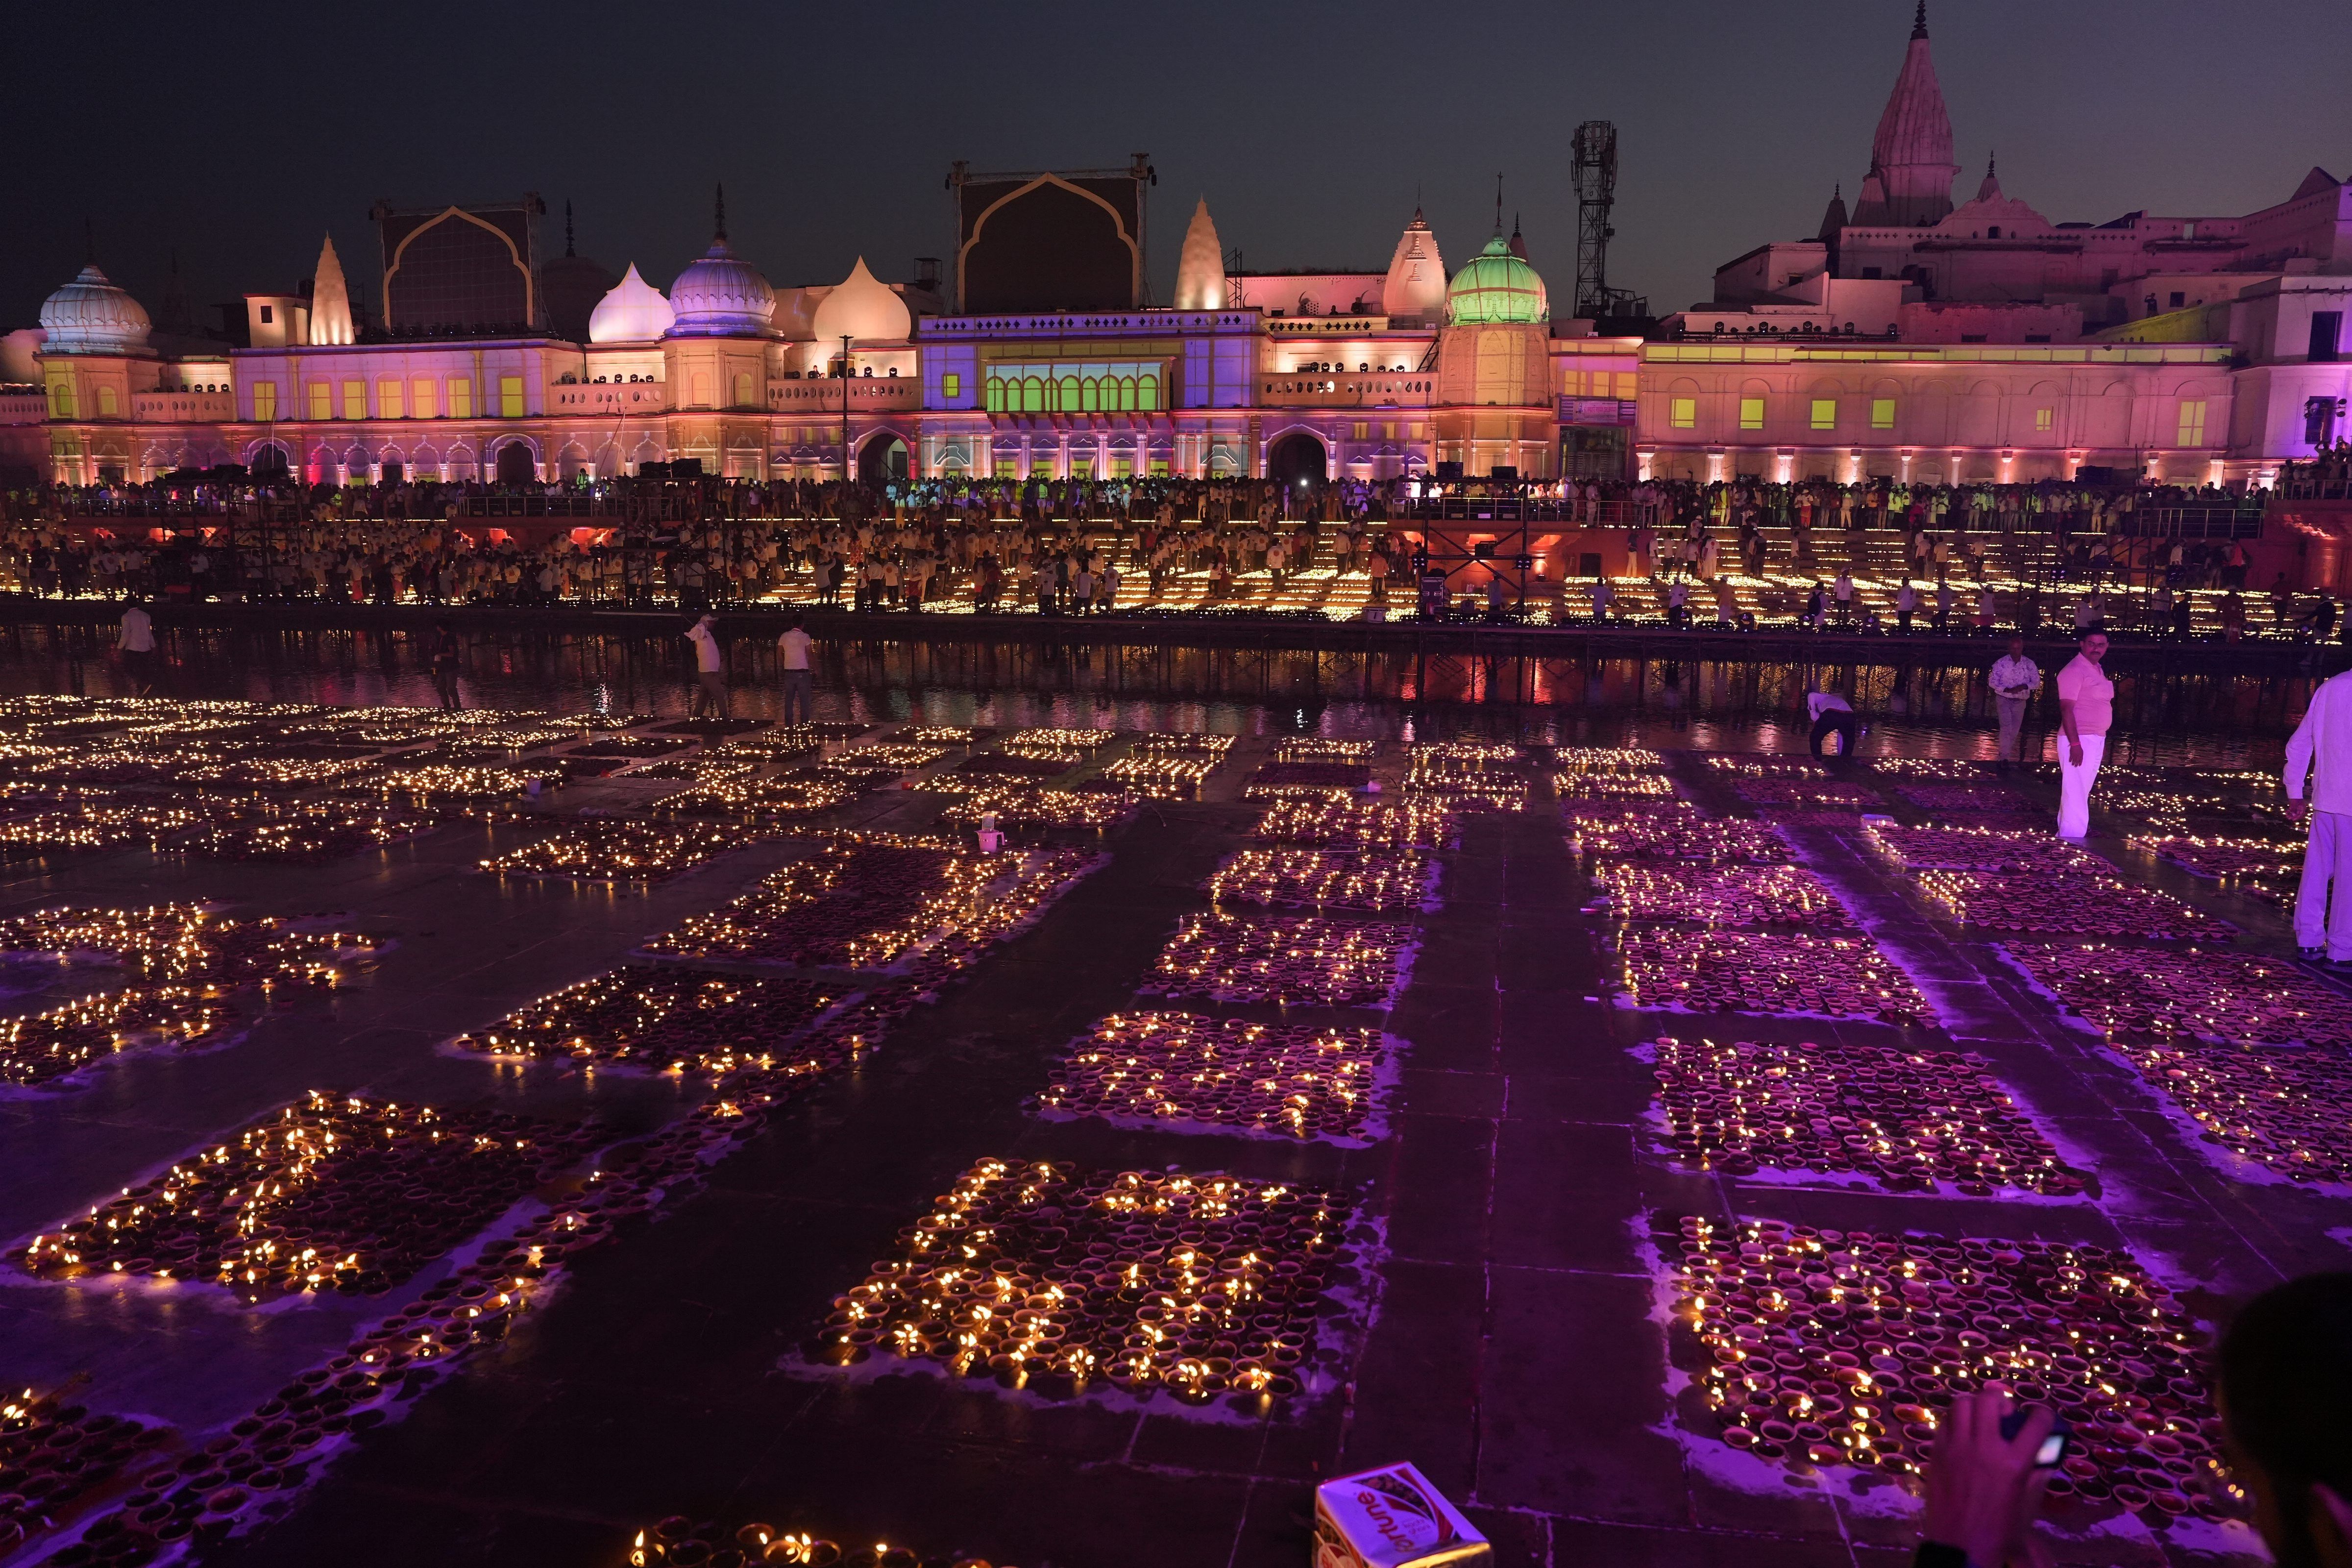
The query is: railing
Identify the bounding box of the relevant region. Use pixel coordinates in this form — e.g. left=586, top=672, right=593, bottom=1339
left=1258, top=375, right=1432, bottom=407
left=1400, top=498, right=1654, bottom=527
left=459, top=495, right=611, bottom=518
left=767, top=379, right=917, bottom=411
left=2112, top=506, right=2267, bottom=540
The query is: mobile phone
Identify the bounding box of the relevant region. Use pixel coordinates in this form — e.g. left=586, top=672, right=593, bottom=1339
left=1999, top=1406, right=2071, bottom=1468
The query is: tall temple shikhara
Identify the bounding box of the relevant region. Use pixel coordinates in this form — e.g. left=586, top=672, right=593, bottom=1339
left=2, top=6, right=2347, bottom=490
left=1851, top=2, right=1961, bottom=229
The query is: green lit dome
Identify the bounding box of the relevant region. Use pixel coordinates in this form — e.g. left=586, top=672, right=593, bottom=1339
left=1446, top=235, right=1548, bottom=325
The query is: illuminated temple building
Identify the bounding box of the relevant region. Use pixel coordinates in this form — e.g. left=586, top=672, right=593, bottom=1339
left=1, top=8, right=2347, bottom=492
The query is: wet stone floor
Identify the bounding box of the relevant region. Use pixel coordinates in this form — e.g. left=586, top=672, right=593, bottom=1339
left=0, top=725, right=2327, bottom=1568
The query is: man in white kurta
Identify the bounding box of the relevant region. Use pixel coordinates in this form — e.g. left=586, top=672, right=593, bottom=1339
left=2285, top=667, right=2352, bottom=959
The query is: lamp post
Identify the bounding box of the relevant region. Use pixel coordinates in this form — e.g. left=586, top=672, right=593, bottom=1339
left=840, top=333, right=855, bottom=489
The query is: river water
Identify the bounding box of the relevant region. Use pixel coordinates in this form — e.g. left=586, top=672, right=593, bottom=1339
left=0, top=621, right=2305, bottom=769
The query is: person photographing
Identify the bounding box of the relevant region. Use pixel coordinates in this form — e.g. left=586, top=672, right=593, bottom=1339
left=1914, top=1273, right=2352, bottom=1568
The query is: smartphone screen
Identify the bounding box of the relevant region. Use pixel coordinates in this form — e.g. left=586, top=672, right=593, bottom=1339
left=2035, top=1431, right=2068, bottom=1468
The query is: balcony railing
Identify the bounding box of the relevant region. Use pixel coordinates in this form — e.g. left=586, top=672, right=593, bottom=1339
left=1258, top=374, right=1433, bottom=408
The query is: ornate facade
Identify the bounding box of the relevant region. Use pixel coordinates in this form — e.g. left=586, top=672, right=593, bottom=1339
left=0, top=185, right=1630, bottom=491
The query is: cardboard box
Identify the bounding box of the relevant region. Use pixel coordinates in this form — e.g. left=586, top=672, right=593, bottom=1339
left=1312, top=1462, right=1490, bottom=1568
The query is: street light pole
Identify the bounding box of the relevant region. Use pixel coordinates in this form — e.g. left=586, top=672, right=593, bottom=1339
left=840, top=333, right=855, bottom=489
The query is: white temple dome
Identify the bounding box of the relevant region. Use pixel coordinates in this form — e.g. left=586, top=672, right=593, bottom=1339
left=39, top=264, right=153, bottom=356
left=588, top=263, right=676, bottom=343
left=667, top=238, right=776, bottom=338
left=810, top=257, right=910, bottom=344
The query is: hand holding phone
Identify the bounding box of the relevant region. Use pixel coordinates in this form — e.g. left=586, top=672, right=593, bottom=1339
left=2001, top=1405, right=2071, bottom=1469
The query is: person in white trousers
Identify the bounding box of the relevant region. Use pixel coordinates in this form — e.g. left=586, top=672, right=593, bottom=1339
left=2284, top=665, right=2352, bottom=960
left=2054, top=629, right=2112, bottom=839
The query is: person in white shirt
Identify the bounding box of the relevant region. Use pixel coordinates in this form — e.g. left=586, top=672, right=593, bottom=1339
left=776, top=613, right=814, bottom=727
left=685, top=612, right=728, bottom=722
left=2285, top=667, right=2352, bottom=960
left=1807, top=686, right=1859, bottom=759
left=116, top=598, right=155, bottom=695
left=1833, top=571, right=1856, bottom=626
left=2053, top=629, right=2113, bottom=839
left=1985, top=636, right=2041, bottom=770
left=1895, top=581, right=1918, bottom=632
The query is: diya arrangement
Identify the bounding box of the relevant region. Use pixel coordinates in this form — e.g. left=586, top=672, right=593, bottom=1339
left=1650, top=1035, right=2086, bottom=1196
left=1141, top=910, right=1415, bottom=1009
left=1036, top=1011, right=1388, bottom=1141
left=1671, top=1216, right=2241, bottom=1523
left=814, top=1158, right=1345, bottom=1406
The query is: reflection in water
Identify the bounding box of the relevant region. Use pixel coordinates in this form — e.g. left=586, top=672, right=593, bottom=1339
left=0, top=621, right=2307, bottom=767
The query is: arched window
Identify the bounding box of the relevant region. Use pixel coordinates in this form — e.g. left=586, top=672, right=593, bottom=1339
left=985, top=377, right=1005, bottom=413
left=1022, top=378, right=1043, bottom=413
left=1138, top=374, right=1159, bottom=412
left=732, top=372, right=753, bottom=407
left=96, top=386, right=118, bottom=416
left=1118, top=377, right=1136, bottom=412
left=1057, top=375, right=1078, bottom=411
left=1081, top=378, right=1100, bottom=413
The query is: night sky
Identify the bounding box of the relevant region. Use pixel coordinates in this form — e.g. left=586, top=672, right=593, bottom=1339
left=10, top=0, right=2351, bottom=341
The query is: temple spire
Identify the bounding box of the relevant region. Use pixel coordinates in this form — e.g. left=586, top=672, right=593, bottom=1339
left=308, top=232, right=354, bottom=346
left=1850, top=5, right=1959, bottom=226
left=1173, top=196, right=1226, bottom=311
left=713, top=183, right=727, bottom=242
left=565, top=199, right=576, bottom=257
left=1912, top=0, right=1928, bottom=38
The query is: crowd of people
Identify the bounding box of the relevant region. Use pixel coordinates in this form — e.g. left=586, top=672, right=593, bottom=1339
left=0, top=470, right=2307, bottom=635
left=2281, top=438, right=2352, bottom=500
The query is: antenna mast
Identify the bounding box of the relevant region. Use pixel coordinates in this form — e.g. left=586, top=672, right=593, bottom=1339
left=1570, top=121, right=1647, bottom=323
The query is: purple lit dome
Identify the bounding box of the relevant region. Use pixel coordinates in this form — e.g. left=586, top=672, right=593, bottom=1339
left=666, top=238, right=776, bottom=339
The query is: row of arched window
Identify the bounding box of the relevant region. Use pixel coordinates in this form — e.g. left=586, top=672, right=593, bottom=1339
left=983, top=373, right=1162, bottom=414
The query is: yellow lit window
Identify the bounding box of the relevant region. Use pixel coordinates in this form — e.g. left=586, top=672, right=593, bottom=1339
left=1738, top=397, right=1765, bottom=430
left=1810, top=398, right=1837, bottom=430
left=499, top=376, right=524, bottom=418
left=411, top=378, right=436, bottom=418
left=1615, top=372, right=1638, bottom=399
left=1562, top=370, right=1583, bottom=397
left=2177, top=400, right=2207, bottom=446
left=96, top=386, right=118, bottom=416
left=942, top=372, right=961, bottom=398
left=2034, top=406, right=2054, bottom=433
left=1353, top=421, right=1369, bottom=440
left=249, top=382, right=275, bottom=420
left=378, top=379, right=404, bottom=419
left=342, top=380, right=366, bottom=419
left=308, top=382, right=331, bottom=420
left=732, top=372, right=753, bottom=407
left=1871, top=398, right=1897, bottom=429
left=46, top=375, right=76, bottom=419
left=447, top=379, right=472, bottom=418
left=1669, top=397, right=1696, bottom=429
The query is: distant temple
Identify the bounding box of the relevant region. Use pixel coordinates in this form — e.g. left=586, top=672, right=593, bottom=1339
left=2, top=11, right=2346, bottom=492
left=1653, top=2, right=2352, bottom=485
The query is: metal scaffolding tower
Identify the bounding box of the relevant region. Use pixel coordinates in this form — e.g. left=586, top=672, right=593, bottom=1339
left=1570, top=121, right=1647, bottom=323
